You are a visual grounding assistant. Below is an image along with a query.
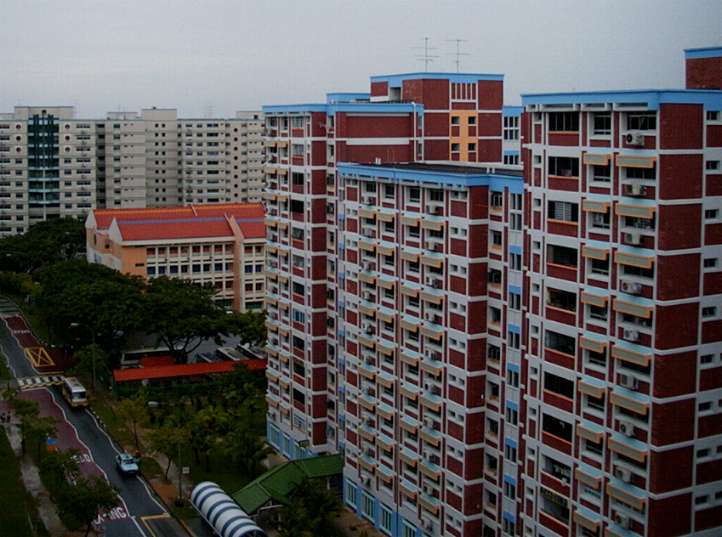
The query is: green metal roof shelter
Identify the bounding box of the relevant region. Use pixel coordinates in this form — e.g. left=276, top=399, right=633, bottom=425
left=232, top=454, right=343, bottom=515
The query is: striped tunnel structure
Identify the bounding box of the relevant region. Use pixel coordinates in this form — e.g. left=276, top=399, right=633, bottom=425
left=191, top=481, right=267, bottom=537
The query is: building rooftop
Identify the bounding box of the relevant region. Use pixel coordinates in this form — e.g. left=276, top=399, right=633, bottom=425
left=521, top=88, right=722, bottom=109
left=88, top=203, right=265, bottom=241
left=685, top=46, right=722, bottom=59
left=112, top=359, right=266, bottom=383
left=370, top=72, right=504, bottom=86
left=340, top=161, right=523, bottom=177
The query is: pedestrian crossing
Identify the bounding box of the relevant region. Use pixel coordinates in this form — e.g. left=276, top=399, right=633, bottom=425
left=17, top=375, right=65, bottom=391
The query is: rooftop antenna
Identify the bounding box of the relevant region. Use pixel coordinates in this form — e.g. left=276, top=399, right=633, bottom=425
left=446, top=38, right=470, bottom=73
left=414, top=37, right=438, bottom=72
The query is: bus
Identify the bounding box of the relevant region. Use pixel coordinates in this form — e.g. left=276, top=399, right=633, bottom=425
left=61, top=377, right=88, bottom=408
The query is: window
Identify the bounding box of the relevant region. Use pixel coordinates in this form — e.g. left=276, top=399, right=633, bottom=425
left=627, top=112, right=656, bottom=131
left=702, top=306, right=717, bottom=318
left=407, top=187, right=420, bottom=203
left=706, top=161, right=720, bottom=171
left=591, top=163, right=611, bottom=182
left=503, top=115, right=520, bottom=140
left=345, top=482, right=357, bottom=508
left=548, top=244, right=577, bottom=267
left=589, top=257, right=609, bottom=276
left=545, top=330, right=575, bottom=355
left=707, top=111, right=720, bottom=121
left=592, top=113, right=611, bottom=136
left=544, top=372, right=574, bottom=398
left=379, top=504, right=393, bottom=535
left=547, top=288, right=576, bottom=311
left=588, top=303, right=608, bottom=321
left=510, top=252, right=522, bottom=270
left=548, top=112, right=579, bottom=132
left=542, top=414, right=573, bottom=442
left=548, top=200, right=578, bottom=222
left=704, top=258, right=718, bottom=269
left=548, top=156, right=579, bottom=177
left=451, top=115, right=461, bottom=125
left=361, top=493, right=374, bottom=521
left=590, top=211, right=611, bottom=230
left=706, top=209, right=719, bottom=220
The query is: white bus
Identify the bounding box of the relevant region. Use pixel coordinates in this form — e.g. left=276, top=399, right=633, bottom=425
left=61, top=377, right=88, bottom=408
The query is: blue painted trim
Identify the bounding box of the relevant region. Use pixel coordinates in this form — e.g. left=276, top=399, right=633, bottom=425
left=503, top=149, right=521, bottom=156
left=505, top=437, right=518, bottom=449
left=326, top=92, right=370, bottom=103
left=262, top=102, right=424, bottom=114
left=503, top=105, right=523, bottom=116
left=338, top=162, right=523, bottom=190
left=522, top=89, right=722, bottom=110
left=509, top=245, right=523, bottom=255
left=508, top=323, right=521, bottom=334
left=503, top=474, right=517, bottom=486
left=507, top=363, right=520, bottom=373
left=506, top=400, right=519, bottom=411
left=370, top=72, right=504, bottom=87
left=508, top=284, right=522, bottom=295
left=685, top=46, right=722, bottom=59
left=503, top=511, right=516, bottom=523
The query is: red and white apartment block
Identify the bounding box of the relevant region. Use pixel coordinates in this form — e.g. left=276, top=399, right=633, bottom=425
left=263, top=47, right=722, bottom=537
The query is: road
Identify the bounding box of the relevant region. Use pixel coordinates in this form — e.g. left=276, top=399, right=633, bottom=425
left=0, top=298, right=190, bottom=537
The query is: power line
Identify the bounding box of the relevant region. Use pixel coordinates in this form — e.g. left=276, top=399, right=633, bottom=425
left=413, top=37, right=439, bottom=72
left=446, top=38, right=470, bottom=73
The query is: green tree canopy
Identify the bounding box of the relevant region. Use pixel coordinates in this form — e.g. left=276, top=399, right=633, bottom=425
left=0, top=217, right=85, bottom=274
left=278, top=479, right=342, bottom=537
left=117, top=394, right=149, bottom=449
left=57, top=475, right=119, bottom=537
left=142, top=277, right=234, bottom=363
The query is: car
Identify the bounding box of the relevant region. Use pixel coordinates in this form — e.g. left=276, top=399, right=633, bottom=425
left=115, top=453, right=139, bottom=475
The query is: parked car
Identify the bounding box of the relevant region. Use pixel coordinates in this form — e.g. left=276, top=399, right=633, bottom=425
left=115, top=453, right=139, bottom=475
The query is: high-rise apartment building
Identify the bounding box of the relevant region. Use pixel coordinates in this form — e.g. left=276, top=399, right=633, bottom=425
left=0, top=106, right=97, bottom=235
left=264, top=47, right=722, bottom=537
left=0, top=107, right=264, bottom=236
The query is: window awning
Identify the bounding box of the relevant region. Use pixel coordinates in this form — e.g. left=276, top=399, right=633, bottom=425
left=582, top=199, right=610, bottom=213
left=579, top=380, right=606, bottom=398
left=611, top=343, right=651, bottom=366
left=577, top=422, right=604, bottom=443
left=583, top=153, right=612, bottom=166
left=617, top=155, right=656, bottom=169
left=421, top=291, right=444, bottom=305
left=401, top=251, right=420, bottom=262
left=615, top=251, right=654, bottom=269
left=613, top=299, right=653, bottom=319
left=421, top=219, right=444, bottom=231
left=580, top=292, right=608, bottom=308
left=574, top=467, right=602, bottom=490
left=609, top=437, right=647, bottom=463
left=606, top=482, right=646, bottom=511
left=400, top=286, right=420, bottom=298
left=401, top=215, right=420, bottom=226
left=400, top=318, right=419, bottom=332
left=358, top=240, right=375, bottom=252
left=616, top=203, right=655, bottom=220
left=610, top=389, right=649, bottom=415
left=377, top=212, right=394, bottom=223
left=582, top=245, right=609, bottom=260
left=421, top=255, right=444, bottom=268
left=358, top=208, right=376, bottom=219
left=377, top=245, right=394, bottom=256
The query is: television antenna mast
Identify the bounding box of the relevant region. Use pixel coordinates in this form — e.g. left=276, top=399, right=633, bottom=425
left=446, top=38, right=470, bottom=72
left=414, top=37, right=438, bottom=72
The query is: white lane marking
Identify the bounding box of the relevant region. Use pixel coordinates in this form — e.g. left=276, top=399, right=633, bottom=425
left=131, top=515, right=151, bottom=537
left=84, top=408, right=168, bottom=514
left=0, top=341, right=19, bottom=378
left=0, top=319, right=39, bottom=375
left=44, top=388, right=138, bottom=533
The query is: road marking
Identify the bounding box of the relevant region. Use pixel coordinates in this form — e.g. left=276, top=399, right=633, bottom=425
left=85, top=407, right=168, bottom=513
left=0, top=341, right=18, bottom=378
left=17, top=375, right=64, bottom=390
left=23, top=346, right=54, bottom=368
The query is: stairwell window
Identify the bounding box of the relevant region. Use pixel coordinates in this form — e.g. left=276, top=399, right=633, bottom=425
left=592, top=112, right=611, bottom=136
left=548, top=156, right=579, bottom=177
left=626, top=112, right=656, bottom=131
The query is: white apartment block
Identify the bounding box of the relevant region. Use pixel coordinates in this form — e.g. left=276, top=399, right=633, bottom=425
left=0, top=106, right=264, bottom=236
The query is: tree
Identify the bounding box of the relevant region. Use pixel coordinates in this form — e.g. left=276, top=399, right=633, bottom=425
left=8, top=397, right=56, bottom=458
left=34, top=260, right=146, bottom=354
left=148, top=424, right=190, bottom=481
left=226, top=310, right=267, bottom=347
left=143, top=277, right=234, bottom=363
left=278, top=479, right=342, bottom=537
left=57, top=475, right=119, bottom=537
left=39, top=449, right=81, bottom=491
left=221, top=401, right=271, bottom=479
left=117, top=395, right=148, bottom=449
left=0, top=217, right=85, bottom=274
left=70, top=344, right=110, bottom=391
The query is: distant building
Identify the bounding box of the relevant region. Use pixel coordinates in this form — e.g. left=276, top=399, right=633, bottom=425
left=85, top=203, right=265, bottom=312
left=0, top=107, right=264, bottom=237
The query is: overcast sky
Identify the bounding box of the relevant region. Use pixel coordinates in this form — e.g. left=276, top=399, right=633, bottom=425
left=1, top=0, right=720, bottom=117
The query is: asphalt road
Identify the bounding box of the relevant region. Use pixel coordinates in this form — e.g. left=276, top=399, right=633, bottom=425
left=0, top=300, right=189, bottom=537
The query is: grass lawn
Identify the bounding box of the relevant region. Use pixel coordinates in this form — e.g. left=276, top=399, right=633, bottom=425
left=182, top=446, right=251, bottom=493
left=90, top=392, right=135, bottom=449
left=0, top=428, right=47, bottom=537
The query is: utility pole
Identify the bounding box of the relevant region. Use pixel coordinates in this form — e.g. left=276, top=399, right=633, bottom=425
left=414, top=37, right=438, bottom=72
left=446, top=38, right=470, bottom=73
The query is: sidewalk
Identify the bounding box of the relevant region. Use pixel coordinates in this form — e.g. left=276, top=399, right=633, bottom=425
left=2, top=419, right=65, bottom=537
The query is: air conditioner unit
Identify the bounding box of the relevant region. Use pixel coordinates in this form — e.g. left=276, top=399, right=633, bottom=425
left=623, top=231, right=641, bottom=245
left=615, top=467, right=633, bottom=482
left=623, top=329, right=639, bottom=342
left=625, top=132, right=645, bottom=146
left=620, top=280, right=642, bottom=295
left=619, top=374, right=639, bottom=390
left=613, top=513, right=631, bottom=529
left=627, top=183, right=647, bottom=197
left=618, top=422, right=635, bottom=438
left=363, top=291, right=372, bottom=300
left=424, top=418, right=435, bottom=428
left=423, top=520, right=434, bottom=532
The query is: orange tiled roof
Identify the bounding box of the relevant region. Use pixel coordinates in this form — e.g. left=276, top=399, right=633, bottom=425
left=112, top=359, right=267, bottom=382
left=92, top=203, right=265, bottom=242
